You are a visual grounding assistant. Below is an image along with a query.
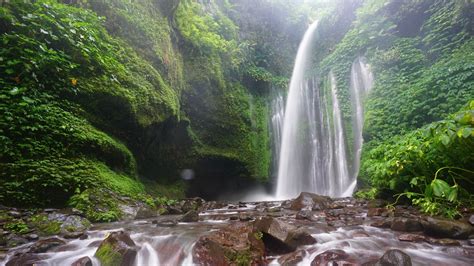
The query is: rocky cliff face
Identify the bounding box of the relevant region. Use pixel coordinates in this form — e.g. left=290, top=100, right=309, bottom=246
left=0, top=0, right=308, bottom=205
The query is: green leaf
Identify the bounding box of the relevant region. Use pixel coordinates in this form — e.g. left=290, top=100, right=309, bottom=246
left=440, top=135, right=450, bottom=146
left=447, top=186, right=458, bottom=202
left=431, top=179, right=451, bottom=197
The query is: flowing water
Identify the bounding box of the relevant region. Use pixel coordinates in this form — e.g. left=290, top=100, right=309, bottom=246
left=2, top=201, right=473, bottom=266
left=349, top=57, right=374, bottom=184
left=275, top=22, right=374, bottom=199
left=270, top=87, right=285, bottom=179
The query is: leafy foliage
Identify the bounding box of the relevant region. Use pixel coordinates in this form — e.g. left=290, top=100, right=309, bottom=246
left=361, top=102, right=474, bottom=217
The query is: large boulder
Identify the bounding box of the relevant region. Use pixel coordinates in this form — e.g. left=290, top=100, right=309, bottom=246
left=368, top=249, right=412, bottom=266
left=253, top=217, right=316, bottom=254
left=29, top=237, right=66, bottom=253
left=390, top=218, right=423, bottom=232
left=422, top=217, right=473, bottom=239
left=179, top=210, right=199, bottom=222
left=5, top=253, right=46, bottom=266
left=311, top=249, right=350, bottom=266
left=288, top=192, right=332, bottom=211
left=94, top=231, right=137, bottom=266
left=71, top=256, right=93, bottom=266
left=193, top=222, right=265, bottom=265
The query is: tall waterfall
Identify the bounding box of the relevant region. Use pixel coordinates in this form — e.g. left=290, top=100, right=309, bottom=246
left=275, top=21, right=374, bottom=199
left=270, top=87, right=285, bottom=178
left=276, top=21, right=320, bottom=199
left=349, top=57, right=374, bottom=182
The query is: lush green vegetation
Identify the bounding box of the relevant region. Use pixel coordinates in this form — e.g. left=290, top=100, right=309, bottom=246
left=314, top=0, right=473, bottom=217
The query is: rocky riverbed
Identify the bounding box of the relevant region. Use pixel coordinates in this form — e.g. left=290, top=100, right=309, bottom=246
left=1, top=192, right=474, bottom=265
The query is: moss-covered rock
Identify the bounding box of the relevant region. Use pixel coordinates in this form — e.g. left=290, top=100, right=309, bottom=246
left=94, top=231, right=137, bottom=266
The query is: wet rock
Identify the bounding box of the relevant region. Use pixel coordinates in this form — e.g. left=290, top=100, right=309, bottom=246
left=289, top=192, right=331, bottom=211
left=26, top=234, right=39, bottom=241
left=180, top=210, right=199, bottom=222
left=278, top=250, right=306, bottom=265
left=135, top=206, right=157, bottom=219
left=239, top=214, right=253, bottom=221
left=6, top=234, right=28, bottom=247
left=285, top=228, right=317, bottom=249
left=371, top=219, right=392, bottom=229
left=368, top=199, right=386, bottom=208
left=253, top=217, right=315, bottom=254
left=181, top=197, right=205, bottom=212
left=425, top=238, right=460, bottom=246
left=296, top=210, right=313, bottom=220
left=193, top=222, right=265, bottom=265
left=468, top=239, right=474, bottom=246
left=71, top=256, right=93, bottom=266
left=95, top=231, right=137, bottom=266
left=166, top=206, right=183, bottom=215
left=64, top=231, right=84, bottom=239
left=310, top=249, right=349, bottom=266
left=30, top=237, right=66, bottom=253
left=87, top=240, right=102, bottom=247
left=5, top=253, right=45, bottom=266
left=390, top=217, right=423, bottom=232
left=469, top=215, right=474, bottom=225
left=79, top=234, right=88, bottom=240
left=398, top=233, right=426, bottom=242
left=372, top=249, right=412, bottom=266
left=352, top=231, right=370, bottom=238
left=423, top=217, right=473, bottom=239
left=368, top=208, right=387, bottom=217
left=154, top=219, right=178, bottom=227
left=8, top=211, right=22, bottom=219
left=47, top=213, right=90, bottom=233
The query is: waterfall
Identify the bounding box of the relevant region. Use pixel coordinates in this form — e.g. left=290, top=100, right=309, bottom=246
left=348, top=57, right=374, bottom=190
left=276, top=21, right=320, bottom=199
left=135, top=243, right=160, bottom=266
left=275, top=21, right=374, bottom=199
left=270, top=87, right=285, bottom=178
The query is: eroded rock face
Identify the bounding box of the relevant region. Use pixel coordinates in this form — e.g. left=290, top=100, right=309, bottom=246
left=422, top=217, right=473, bottom=239
left=193, top=222, right=265, bottom=265
left=288, top=192, right=332, bottom=211
left=94, top=231, right=137, bottom=266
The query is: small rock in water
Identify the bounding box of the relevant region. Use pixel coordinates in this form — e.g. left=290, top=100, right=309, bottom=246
left=311, top=249, right=349, bottom=266
left=64, top=231, right=84, bottom=239
left=155, top=219, right=178, bottom=227
left=425, top=238, right=460, bottom=246
left=398, top=233, right=425, bottom=242
left=296, top=210, right=313, bottom=220
left=5, top=253, right=45, bottom=266
left=278, top=250, right=306, bottom=265
left=71, top=256, right=93, bottom=266
left=26, top=234, right=39, bottom=241
left=469, top=215, right=474, bottom=225
left=180, top=210, right=199, bottom=222
left=468, top=239, right=474, bottom=246
left=94, top=231, right=137, bottom=266
left=372, top=249, right=412, bottom=266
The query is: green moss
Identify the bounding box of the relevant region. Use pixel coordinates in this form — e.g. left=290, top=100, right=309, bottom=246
left=3, top=220, right=29, bottom=234
left=95, top=242, right=123, bottom=266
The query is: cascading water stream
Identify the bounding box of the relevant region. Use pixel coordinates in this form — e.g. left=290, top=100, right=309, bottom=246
left=276, top=21, right=320, bottom=199
left=275, top=23, right=374, bottom=199
left=349, top=57, right=374, bottom=180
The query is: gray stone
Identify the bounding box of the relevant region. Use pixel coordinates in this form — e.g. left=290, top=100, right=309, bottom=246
left=374, top=249, right=412, bottom=266
left=423, top=217, right=473, bottom=239
left=180, top=210, right=199, bottom=222
left=71, top=256, right=93, bottom=266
